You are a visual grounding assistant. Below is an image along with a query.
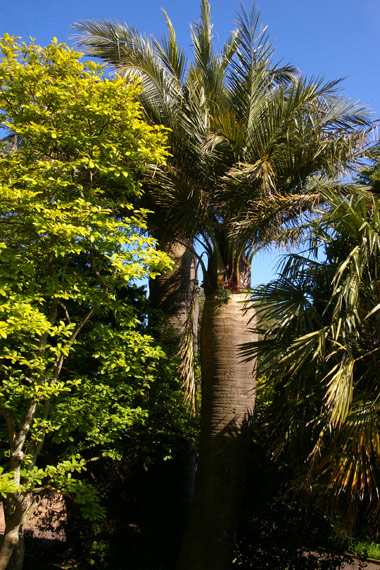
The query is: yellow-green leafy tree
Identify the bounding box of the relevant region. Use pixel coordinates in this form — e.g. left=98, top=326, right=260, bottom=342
left=0, top=35, right=171, bottom=569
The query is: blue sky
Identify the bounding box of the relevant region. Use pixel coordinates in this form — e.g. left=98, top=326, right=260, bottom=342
left=2, top=0, right=379, bottom=285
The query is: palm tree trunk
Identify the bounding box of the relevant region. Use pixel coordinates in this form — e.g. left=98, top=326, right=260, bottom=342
left=149, top=240, right=197, bottom=342
left=177, top=293, right=257, bottom=570
left=148, top=239, right=198, bottom=566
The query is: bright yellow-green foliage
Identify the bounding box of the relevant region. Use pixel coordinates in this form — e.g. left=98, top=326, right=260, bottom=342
left=0, top=36, right=173, bottom=519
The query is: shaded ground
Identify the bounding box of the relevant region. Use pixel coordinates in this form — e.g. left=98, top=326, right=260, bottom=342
left=1, top=495, right=380, bottom=569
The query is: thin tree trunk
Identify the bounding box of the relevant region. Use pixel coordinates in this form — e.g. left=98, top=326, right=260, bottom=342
left=6, top=538, right=24, bottom=570
left=177, top=293, right=257, bottom=570
left=0, top=495, right=28, bottom=570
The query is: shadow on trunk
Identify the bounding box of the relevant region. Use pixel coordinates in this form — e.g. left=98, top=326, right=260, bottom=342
left=178, top=415, right=253, bottom=570
left=145, top=241, right=198, bottom=569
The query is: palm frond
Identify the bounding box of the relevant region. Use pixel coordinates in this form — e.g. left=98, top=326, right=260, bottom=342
left=190, top=0, right=214, bottom=79
left=154, top=10, right=187, bottom=82
left=177, top=282, right=200, bottom=415
left=72, top=19, right=184, bottom=130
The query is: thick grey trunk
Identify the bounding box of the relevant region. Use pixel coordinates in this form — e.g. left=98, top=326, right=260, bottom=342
left=177, top=293, right=257, bottom=570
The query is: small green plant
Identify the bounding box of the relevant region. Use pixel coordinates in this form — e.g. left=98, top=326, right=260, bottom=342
left=217, top=286, right=232, bottom=304
left=349, top=539, right=380, bottom=560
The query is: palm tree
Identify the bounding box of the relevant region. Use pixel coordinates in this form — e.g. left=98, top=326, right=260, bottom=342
left=72, top=15, right=202, bottom=566
left=243, top=183, right=380, bottom=530
left=72, top=3, right=373, bottom=568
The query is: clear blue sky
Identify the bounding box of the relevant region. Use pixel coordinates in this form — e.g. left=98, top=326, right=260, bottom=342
left=2, top=0, right=379, bottom=285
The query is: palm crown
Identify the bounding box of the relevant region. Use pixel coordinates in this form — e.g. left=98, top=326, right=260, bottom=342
left=72, top=0, right=372, bottom=294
